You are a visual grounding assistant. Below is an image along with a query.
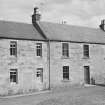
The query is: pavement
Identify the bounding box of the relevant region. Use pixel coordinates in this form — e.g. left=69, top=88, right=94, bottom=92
left=0, top=85, right=105, bottom=105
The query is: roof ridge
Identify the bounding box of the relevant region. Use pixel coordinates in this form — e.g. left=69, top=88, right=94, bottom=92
left=38, top=21, right=105, bottom=43
left=0, top=20, right=31, bottom=25
left=39, top=21, right=99, bottom=30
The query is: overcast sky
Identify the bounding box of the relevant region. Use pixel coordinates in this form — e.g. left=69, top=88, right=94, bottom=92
left=1, top=0, right=105, bottom=28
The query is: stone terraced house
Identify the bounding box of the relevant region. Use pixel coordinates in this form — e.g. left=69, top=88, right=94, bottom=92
left=0, top=20, right=49, bottom=95
left=38, top=20, right=105, bottom=87
left=0, top=8, right=105, bottom=95
left=39, top=22, right=105, bottom=86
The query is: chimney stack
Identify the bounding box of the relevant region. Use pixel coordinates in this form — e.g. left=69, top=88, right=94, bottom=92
left=99, top=19, right=105, bottom=31
left=32, top=7, right=41, bottom=24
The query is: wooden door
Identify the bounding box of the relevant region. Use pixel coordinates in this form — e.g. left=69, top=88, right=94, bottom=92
left=84, top=66, right=90, bottom=84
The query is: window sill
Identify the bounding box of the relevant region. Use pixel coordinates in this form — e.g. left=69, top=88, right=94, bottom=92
left=82, top=57, right=89, bottom=59
left=36, top=56, right=43, bottom=58
left=10, top=55, right=17, bottom=57
left=61, top=80, right=70, bottom=82
left=61, top=56, right=70, bottom=59
left=10, top=82, right=17, bottom=85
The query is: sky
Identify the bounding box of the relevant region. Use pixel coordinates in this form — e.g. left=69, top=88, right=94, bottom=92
left=0, top=0, right=105, bottom=28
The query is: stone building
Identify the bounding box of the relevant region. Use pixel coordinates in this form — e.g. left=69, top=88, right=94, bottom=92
left=0, top=8, right=105, bottom=95
left=0, top=20, right=49, bottom=95
left=38, top=21, right=105, bottom=87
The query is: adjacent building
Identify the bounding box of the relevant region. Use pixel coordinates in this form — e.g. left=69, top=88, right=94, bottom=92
left=38, top=20, right=105, bottom=87
left=0, top=20, right=49, bottom=95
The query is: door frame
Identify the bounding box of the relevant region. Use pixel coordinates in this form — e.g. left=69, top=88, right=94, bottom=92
left=84, top=66, right=90, bottom=84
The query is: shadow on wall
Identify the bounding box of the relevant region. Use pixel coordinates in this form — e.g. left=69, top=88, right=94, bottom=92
left=95, top=83, right=105, bottom=87
left=91, top=75, right=105, bottom=87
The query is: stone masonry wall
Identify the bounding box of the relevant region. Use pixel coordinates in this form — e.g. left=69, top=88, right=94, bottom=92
left=0, top=38, right=105, bottom=95
left=50, top=41, right=105, bottom=87
left=0, top=39, right=49, bottom=95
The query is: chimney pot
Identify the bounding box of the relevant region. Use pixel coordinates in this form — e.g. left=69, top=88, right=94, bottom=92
left=34, top=7, right=38, bottom=14
left=100, top=19, right=105, bottom=31
left=32, top=7, right=41, bottom=24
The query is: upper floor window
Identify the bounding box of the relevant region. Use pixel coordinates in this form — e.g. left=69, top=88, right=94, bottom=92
left=62, top=43, right=69, bottom=57
left=63, top=66, right=69, bottom=80
left=10, top=41, right=17, bottom=56
left=83, top=45, right=89, bottom=58
left=36, top=43, right=42, bottom=57
left=10, top=69, right=18, bottom=84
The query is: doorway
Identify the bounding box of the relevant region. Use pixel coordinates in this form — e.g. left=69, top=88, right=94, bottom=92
left=84, top=66, right=90, bottom=84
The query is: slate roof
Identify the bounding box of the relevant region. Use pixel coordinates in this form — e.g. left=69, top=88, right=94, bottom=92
left=38, top=21, right=105, bottom=44
left=1, top=20, right=105, bottom=44
left=0, top=20, right=44, bottom=40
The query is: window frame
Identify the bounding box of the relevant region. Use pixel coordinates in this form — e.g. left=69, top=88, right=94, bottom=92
left=84, top=66, right=90, bottom=84
left=62, top=43, right=69, bottom=57
left=10, top=41, right=17, bottom=56
left=36, top=68, right=43, bottom=82
left=83, top=45, right=89, bottom=58
left=63, top=66, right=69, bottom=80
left=36, top=43, right=42, bottom=57
left=10, top=69, right=18, bottom=84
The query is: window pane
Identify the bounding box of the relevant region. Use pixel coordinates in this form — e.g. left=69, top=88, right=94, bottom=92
left=36, top=68, right=43, bottom=82
left=37, top=72, right=41, bottom=77
left=63, top=66, right=69, bottom=80
left=10, top=41, right=17, bottom=56
left=36, top=43, right=42, bottom=56
left=62, top=43, right=69, bottom=57
left=10, top=69, right=17, bottom=83
left=83, top=45, right=89, bottom=58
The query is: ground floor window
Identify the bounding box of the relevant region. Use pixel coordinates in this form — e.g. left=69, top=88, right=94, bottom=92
left=36, top=68, right=43, bottom=82
left=10, top=69, right=18, bottom=83
left=63, top=66, right=69, bottom=80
